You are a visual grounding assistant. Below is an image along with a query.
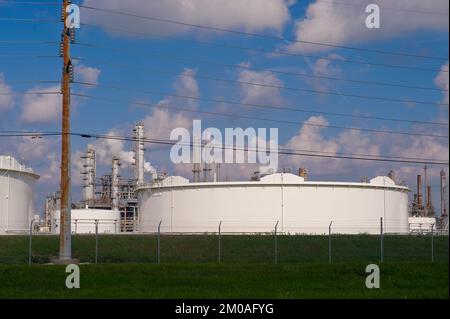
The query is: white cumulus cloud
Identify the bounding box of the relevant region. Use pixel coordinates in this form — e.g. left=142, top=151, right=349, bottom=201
left=20, top=85, right=61, bottom=123
left=285, top=0, right=449, bottom=53
left=81, top=0, right=293, bottom=37
left=141, top=68, right=197, bottom=139
left=434, top=61, right=449, bottom=105
left=76, top=63, right=101, bottom=85
left=0, top=73, right=14, bottom=112
left=238, top=63, right=284, bottom=105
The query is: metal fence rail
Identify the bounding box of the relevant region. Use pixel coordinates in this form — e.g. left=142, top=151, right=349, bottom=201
left=1, top=233, right=447, bottom=265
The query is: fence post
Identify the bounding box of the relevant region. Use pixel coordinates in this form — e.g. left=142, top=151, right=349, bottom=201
left=328, top=221, right=333, bottom=264
left=28, top=219, right=36, bottom=265
left=274, top=221, right=279, bottom=264
left=380, top=217, right=384, bottom=263
left=157, top=220, right=162, bottom=264
left=431, top=223, right=435, bottom=263
left=218, top=221, right=222, bottom=263
left=95, top=219, right=99, bottom=264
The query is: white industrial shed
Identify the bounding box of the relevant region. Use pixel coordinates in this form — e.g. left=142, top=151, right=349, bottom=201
left=0, top=156, right=39, bottom=234
left=137, top=173, right=410, bottom=235
left=52, top=209, right=121, bottom=234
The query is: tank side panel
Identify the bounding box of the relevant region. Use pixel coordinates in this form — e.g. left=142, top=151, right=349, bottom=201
left=138, top=185, right=409, bottom=234
left=0, top=171, right=36, bottom=234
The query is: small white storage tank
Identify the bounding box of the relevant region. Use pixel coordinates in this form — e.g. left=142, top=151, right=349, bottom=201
left=408, top=217, right=436, bottom=234
left=0, top=156, right=39, bottom=234
left=52, top=209, right=121, bottom=234
left=137, top=173, right=410, bottom=234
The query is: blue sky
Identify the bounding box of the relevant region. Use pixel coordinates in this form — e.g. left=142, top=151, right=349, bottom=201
left=0, top=0, right=448, bottom=212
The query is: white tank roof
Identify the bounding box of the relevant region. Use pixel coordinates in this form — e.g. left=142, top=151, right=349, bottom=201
left=161, top=176, right=189, bottom=187
left=143, top=173, right=409, bottom=192
left=0, top=155, right=39, bottom=179
left=369, top=176, right=395, bottom=186
left=260, top=173, right=305, bottom=184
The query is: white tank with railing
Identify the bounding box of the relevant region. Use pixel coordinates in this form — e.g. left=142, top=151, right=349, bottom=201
left=0, top=156, right=40, bottom=234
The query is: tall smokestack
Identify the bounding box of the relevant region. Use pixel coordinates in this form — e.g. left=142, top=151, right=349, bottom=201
left=424, top=165, right=428, bottom=215
left=192, top=136, right=201, bottom=183
left=426, top=184, right=436, bottom=218
left=441, top=169, right=448, bottom=218
left=387, top=170, right=395, bottom=183
left=417, top=175, right=423, bottom=207
left=427, top=185, right=432, bottom=209
left=299, top=168, right=308, bottom=181
left=133, top=122, right=145, bottom=186
left=203, top=137, right=212, bottom=182
left=203, top=163, right=212, bottom=182
left=111, top=157, right=120, bottom=211
left=81, top=147, right=96, bottom=202
left=213, top=163, right=220, bottom=182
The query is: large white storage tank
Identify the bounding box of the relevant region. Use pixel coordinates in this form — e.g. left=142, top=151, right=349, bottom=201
left=137, top=173, right=410, bottom=234
left=0, top=156, right=40, bottom=234
left=52, top=209, right=121, bottom=234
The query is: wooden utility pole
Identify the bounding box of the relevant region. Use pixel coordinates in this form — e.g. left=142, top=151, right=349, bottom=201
left=59, top=0, right=72, bottom=261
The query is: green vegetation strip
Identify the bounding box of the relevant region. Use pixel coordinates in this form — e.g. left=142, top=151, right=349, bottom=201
left=0, top=235, right=448, bottom=264
left=0, top=262, right=447, bottom=298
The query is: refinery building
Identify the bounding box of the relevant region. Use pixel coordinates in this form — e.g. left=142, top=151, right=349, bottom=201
left=1, top=123, right=448, bottom=235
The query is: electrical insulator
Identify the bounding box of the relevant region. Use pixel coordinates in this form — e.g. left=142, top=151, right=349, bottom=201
left=69, top=64, right=74, bottom=83
left=69, top=28, right=76, bottom=44
left=61, top=0, right=73, bottom=21
left=65, top=61, right=74, bottom=82
left=60, top=5, right=65, bottom=22
left=59, top=40, right=64, bottom=57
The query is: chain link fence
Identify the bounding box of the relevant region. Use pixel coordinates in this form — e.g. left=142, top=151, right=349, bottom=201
left=0, top=219, right=447, bottom=264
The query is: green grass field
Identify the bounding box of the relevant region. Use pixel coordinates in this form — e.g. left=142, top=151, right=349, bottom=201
left=0, top=235, right=448, bottom=298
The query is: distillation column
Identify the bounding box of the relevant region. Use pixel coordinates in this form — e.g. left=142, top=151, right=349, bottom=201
left=111, top=157, right=121, bottom=211
left=81, top=147, right=96, bottom=203
left=133, top=122, right=145, bottom=186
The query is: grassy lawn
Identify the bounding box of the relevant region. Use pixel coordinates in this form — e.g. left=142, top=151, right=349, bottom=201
left=0, top=235, right=447, bottom=298
left=0, top=262, right=447, bottom=298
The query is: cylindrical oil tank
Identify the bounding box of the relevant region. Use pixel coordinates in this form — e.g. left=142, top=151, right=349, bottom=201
left=137, top=173, right=410, bottom=235
left=52, top=209, right=121, bottom=234
left=0, top=156, right=40, bottom=234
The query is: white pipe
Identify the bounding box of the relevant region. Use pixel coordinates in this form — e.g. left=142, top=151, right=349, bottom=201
left=134, top=123, right=145, bottom=185
left=6, top=171, right=10, bottom=232
left=111, top=157, right=120, bottom=211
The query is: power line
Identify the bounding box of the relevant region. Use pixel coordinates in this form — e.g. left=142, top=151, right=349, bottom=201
left=314, top=1, right=449, bottom=16
left=0, top=54, right=59, bottom=58
left=0, top=130, right=446, bottom=162
left=0, top=129, right=431, bottom=161
left=1, top=130, right=448, bottom=165
left=71, top=92, right=449, bottom=139
left=1, top=0, right=447, bottom=17
left=0, top=130, right=440, bottom=161
left=0, top=18, right=445, bottom=74
left=0, top=91, right=60, bottom=95
left=0, top=80, right=59, bottom=84
left=79, top=4, right=448, bottom=61
left=0, top=1, right=60, bottom=4
left=72, top=56, right=449, bottom=107
left=0, top=18, right=60, bottom=22
left=74, top=81, right=449, bottom=127
left=74, top=40, right=448, bottom=91
left=0, top=40, right=58, bottom=45
left=81, top=23, right=448, bottom=77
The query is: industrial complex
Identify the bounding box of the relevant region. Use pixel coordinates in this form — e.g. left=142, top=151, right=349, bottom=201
left=0, top=123, right=448, bottom=236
